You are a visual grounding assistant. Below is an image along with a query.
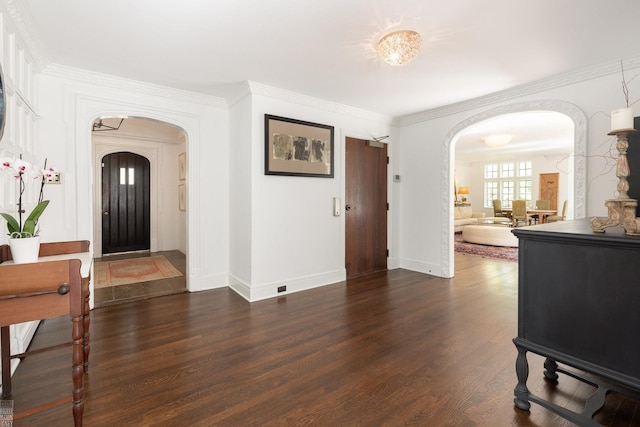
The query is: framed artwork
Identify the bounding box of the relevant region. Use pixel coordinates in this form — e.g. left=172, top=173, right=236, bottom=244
left=178, top=183, right=186, bottom=211
left=264, top=114, right=334, bottom=178
left=178, top=152, right=186, bottom=181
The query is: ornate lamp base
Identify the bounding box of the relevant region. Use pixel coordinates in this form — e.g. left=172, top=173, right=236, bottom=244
left=590, top=198, right=640, bottom=235
left=590, top=128, right=640, bottom=235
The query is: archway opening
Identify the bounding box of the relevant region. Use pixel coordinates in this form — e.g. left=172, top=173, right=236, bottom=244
left=442, top=101, right=587, bottom=278
left=91, top=116, right=188, bottom=306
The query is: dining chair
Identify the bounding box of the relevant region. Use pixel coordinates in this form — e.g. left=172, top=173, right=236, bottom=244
left=530, top=200, right=549, bottom=224
left=546, top=200, right=568, bottom=222
left=511, top=200, right=530, bottom=227
left=492, top=199, right=508, bottom=217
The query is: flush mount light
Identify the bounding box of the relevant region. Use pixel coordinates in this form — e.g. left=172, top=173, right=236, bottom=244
left=484, top=134, right=512, bottom=147
left=377, top=30, right=422, bottom=66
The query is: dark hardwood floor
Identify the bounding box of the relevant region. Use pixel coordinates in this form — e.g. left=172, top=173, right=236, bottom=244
left=5, top=253, right=639, bottom=426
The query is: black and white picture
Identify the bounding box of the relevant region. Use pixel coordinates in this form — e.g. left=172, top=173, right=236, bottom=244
left=265, top=115, right=334, bottom=177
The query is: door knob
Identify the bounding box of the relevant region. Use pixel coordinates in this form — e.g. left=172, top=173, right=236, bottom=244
left=103, top=211, right=109, bottom=216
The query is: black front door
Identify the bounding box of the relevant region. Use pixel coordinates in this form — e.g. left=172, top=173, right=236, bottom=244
left=102, top=152, right=151, bottom=254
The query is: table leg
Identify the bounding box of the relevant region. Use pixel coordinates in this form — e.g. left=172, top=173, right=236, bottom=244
left=71, top=316, right=84, bottom=426
left=83, top=283, right=90, bottom=373
left=1, top=326, right=10, bottom=398
left=513, top=342, right=531, bottom=411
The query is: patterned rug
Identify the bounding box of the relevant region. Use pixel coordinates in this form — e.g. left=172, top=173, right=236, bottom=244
left=94, top=255, right=183, bottom=288
left=454, top=232, right=518, bottom=262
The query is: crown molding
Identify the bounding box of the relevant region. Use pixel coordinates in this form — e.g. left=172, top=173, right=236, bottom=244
left=395, top=56, right=640, bottom=127
left=43, top=63, right=228, bottom=109
left=247, top=80, right=394, bottom=125
left=223, top=81, right=252, bottom=109
left=2, top=0, right=48, bottom=71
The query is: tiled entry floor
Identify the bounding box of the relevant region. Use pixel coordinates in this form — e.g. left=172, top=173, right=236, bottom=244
left=93, top=250, right=186, bottom=307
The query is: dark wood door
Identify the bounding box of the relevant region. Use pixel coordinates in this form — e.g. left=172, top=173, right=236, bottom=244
left=102, top=152, right=151, bottom=254
left=345, top=137, right=387, bottom=279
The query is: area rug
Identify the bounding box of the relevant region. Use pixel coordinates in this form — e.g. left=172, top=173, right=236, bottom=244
left=454, top=233, right=518, bottom=262
left=94, top=256, right=183, bottom=288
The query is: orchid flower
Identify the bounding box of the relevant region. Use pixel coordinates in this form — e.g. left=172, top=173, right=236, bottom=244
left=0, top=155, right=52, bottom=238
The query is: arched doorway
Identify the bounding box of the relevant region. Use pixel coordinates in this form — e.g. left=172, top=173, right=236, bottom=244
left=92, top=117, right=188, bottom=306
left=442, top=101, right=588, bottom=277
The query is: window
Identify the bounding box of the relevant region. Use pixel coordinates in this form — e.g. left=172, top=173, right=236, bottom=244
left=120, top=167, right=135, bottom=185
left=484, top=161, right=532, bottom=208
left=518, top=179, right=532, bottom=201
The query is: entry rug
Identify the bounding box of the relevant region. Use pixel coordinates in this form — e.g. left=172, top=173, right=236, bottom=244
left=94, top=255, right=183, bottom=288
left=454, top=233, right=518, bottom=262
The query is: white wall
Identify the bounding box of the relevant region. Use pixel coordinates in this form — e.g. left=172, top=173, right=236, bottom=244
left=31, top=70, right=395, bottom=304
left=228, top=82, right=395, bottom=301
left=177, top=135, right=187, bottom=253
left=37, top=67, right=230, bottom=294
left=395, top=120, right=448, bottom=276
left=0, top=4, right=42, bottom=388
left=396, top=59, right=640, bottom=279
left=228, top=92, right=253, bottom=288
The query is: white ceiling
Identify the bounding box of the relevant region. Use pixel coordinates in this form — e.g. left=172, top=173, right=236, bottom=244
left=20, top=0, right=640, bottom=118
left=454, top=111, right=575, bottom=161
left=17, top=1, right=640, bottom=156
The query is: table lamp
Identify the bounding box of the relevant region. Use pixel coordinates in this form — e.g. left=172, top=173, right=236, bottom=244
left=458, top=186, right=469, bottom=202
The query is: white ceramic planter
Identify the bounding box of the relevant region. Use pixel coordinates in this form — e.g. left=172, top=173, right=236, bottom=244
left=8, top=236, right=41, bottom=264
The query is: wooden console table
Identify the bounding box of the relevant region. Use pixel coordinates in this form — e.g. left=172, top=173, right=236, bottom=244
left=512, top=220, right=640, bottom=425
left=0, top=240, right=92, bottom=427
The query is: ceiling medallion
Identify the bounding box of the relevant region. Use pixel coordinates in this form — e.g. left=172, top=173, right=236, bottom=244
left=377, top=30, right=422, bottom=66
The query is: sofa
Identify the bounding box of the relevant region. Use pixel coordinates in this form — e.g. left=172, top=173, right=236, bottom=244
left=454, top=205, right=486, bottom=233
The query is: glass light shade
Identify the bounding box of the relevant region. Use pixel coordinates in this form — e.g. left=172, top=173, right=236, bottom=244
left=484, top=134, right=512, bottom=147
left=377, top=30, right=422, bottom=66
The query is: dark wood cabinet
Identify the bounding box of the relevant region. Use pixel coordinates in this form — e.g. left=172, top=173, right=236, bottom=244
left=512, top=219, right=640, bottom=425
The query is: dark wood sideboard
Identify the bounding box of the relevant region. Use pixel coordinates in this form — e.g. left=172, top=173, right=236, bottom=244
left=512, top=219, right=640, bottom=425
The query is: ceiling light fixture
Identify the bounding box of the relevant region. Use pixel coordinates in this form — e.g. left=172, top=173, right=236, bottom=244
left=377, top=30, right=422, bottom=66
left=484, top=134, right=512, bottom=147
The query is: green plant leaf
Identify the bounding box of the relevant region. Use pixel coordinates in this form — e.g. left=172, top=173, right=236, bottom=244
left=0, top=213, right=20, bottom=235
left=26, top=200, right=49, bottom=224
left=21, top=200, right=49, bottom=237
left=2, top=201, right=49, bottom=238
left=22, top=218, right=36, bottom=237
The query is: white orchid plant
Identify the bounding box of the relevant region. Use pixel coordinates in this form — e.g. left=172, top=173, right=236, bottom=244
left=0, top=155, right=55, bottom=238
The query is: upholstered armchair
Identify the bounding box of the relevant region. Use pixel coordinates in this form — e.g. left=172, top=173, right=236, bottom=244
left=547, top=200, right=568, bottom=222
left=492, top=199, right=508, bottom=217
left=512, top=200, right=530, bottom=227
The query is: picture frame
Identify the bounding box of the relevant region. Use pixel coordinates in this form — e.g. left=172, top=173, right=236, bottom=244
left=264, top=114, right=334, bottom=178
left=178, top=152, right=186, bottom=181
left=178, top=183, right=186, bottom=211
